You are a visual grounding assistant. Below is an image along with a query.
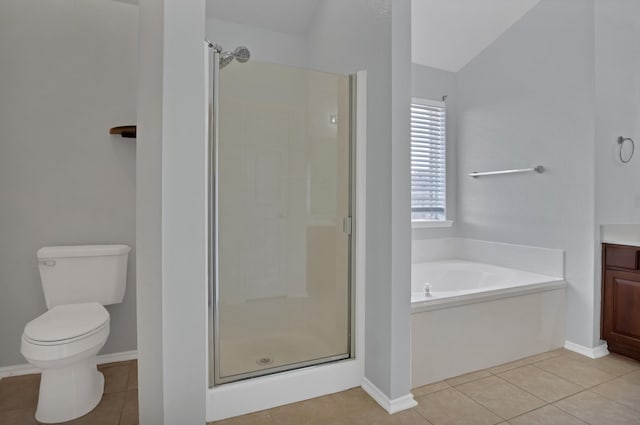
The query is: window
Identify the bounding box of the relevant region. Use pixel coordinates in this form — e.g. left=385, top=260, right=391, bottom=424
left=411, top=98, right=446, bottom=222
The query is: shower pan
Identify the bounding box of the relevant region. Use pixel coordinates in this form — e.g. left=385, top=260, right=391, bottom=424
left=207, top=42, right=356, bottom=386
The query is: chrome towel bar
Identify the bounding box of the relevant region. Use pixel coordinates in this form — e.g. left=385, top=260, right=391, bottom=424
left=469, top=165, right=544, bottom=178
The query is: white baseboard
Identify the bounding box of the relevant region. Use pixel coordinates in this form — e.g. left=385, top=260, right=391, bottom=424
left=361, top=378, right=417, bottom=414
left=564, top=341, right=609, bottom=359
left=0, top=363, right=40, bottom=379
left=96, top=350, right=138, bottom=365
left=0, top=350, right=137, bottom=379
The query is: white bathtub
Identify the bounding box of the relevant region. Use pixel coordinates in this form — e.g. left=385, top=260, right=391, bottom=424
left=411, top=260, right=566, bottom=312
left=410, top=244, right=567, bottom=388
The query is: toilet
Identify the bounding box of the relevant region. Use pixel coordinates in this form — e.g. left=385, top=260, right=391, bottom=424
left=20, top=245, right=131, bottom=424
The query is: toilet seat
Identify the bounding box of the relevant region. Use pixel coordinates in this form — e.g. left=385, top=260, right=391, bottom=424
left=21, top=303, right=111, bottom=365
left=23, top=302, right=109, bottom=345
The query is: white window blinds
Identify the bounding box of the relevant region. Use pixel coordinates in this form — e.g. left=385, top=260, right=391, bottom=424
left=411, top=99, right=446, bottom=221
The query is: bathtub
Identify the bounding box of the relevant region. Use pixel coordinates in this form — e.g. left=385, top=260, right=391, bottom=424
left=410, top=240, right=567, bottom=388
left=411, top=260, right=566, bottom=312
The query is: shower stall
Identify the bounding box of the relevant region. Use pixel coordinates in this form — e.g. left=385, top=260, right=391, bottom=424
left=206, top=42, right=357, bottom=387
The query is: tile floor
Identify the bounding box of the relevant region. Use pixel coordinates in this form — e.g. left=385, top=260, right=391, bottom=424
left=2, top=350, right=639, bottom=425
left=210, top=349, right=640, bottom=425
left=0, top=359, right=137, bottom=425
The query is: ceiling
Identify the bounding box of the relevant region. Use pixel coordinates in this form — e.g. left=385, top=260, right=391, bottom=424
left=206, top=0, right=320, bottom=36
left=411, top=0, right=541, bottom=72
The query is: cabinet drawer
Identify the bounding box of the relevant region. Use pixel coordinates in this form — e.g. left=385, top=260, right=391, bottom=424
left=605, top=245, right=639, bottom=270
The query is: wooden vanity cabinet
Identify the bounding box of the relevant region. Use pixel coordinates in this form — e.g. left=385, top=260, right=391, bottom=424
left=601, top=243, right=640, bottom=361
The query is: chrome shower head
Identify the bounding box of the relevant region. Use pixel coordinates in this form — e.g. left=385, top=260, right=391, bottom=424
left=233, top=46, right=250, bottom=63
left=219, top=51, right=234, bottom=69
left=218, top=46, right=251, bottom=69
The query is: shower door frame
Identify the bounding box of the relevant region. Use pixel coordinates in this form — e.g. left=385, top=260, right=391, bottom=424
left=206, top=43, right=358, bottom=387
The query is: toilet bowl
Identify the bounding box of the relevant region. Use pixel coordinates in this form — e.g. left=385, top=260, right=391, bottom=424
left=20, top=245, right=130, bottom=423
left=21, top=302, right=111, bottom=423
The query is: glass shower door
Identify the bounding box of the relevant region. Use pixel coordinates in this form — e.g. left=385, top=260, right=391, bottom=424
left=210, top=58, right=354, bottom=385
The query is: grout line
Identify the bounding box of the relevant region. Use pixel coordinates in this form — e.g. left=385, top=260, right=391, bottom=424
left=477, top=374, right=547, bottom=420
left=445, top=371, right=492, bottom=387
left=527, top=361, right=619, bottom=391
left=508, top=403, right=589, bottom=425
left=491, top=368, right=570, bottom=404
left=410, top=399, right=434, bottom=425
left=447, top=385, right=515, bottom=422
left=551, top=390, right=609, bottom=424
left=589, top=383, right=640, bottom=413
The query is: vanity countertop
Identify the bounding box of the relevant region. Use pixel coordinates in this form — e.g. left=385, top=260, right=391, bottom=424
left=601, top=224, right=640, bottom=247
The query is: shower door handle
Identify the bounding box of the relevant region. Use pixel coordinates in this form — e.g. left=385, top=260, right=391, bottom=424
left=342, top=217, right=352, bottom=235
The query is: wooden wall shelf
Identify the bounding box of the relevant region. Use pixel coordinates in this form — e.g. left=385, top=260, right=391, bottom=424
left=109, top=125, right=137, bottom=139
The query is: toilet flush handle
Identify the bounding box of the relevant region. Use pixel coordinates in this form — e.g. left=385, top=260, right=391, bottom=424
left=39, top=260, right=56, bottom=267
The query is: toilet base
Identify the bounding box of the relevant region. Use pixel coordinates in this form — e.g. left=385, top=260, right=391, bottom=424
left=35, top=357, right=104, bottom=424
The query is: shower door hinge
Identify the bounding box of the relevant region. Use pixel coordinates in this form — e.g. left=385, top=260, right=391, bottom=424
left=342, top=217, right=352, bottom=235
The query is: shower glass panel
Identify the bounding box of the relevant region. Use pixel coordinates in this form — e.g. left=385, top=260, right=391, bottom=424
left=210, top=57, right=353, bottom=385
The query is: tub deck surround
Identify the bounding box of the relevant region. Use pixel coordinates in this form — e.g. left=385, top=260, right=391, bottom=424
left=412, top=237, right=564, bottom=277
left=600, top=223, right=640, bottom=247
left=410, top=238, right=567, bottom=387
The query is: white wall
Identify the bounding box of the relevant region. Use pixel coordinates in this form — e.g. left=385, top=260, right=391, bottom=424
left=137, top=0, right=208, bottom=423
left=594, top=0, right=640, bottom=343
left=456, top=0, right=598, bottom=348
left=0, top=0, right=138, bottom=367
left=161, top=0, right=208, bottom=422
left=206, top=17, right=309, bottom=69
left=136, top=0, right=164, bottom=422
left=595, top=0, right=640, bottom=228
left=411, top=63, right=458, bottom=240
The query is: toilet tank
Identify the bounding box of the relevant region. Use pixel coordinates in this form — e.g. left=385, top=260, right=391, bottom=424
left=37, top=245, right=131, bottom=308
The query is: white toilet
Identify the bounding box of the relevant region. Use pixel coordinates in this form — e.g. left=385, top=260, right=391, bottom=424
left=20, top=244, right=131, bottom=424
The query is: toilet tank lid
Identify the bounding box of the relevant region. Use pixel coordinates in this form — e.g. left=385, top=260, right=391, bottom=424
left=38, top=245, right=131, bottom=259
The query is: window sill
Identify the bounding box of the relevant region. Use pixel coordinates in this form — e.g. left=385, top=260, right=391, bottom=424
left=412, top=220, right=453, bottom=229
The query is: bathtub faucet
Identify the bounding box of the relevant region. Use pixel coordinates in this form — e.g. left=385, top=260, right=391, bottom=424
left=424, top=283, right=432, bottom=297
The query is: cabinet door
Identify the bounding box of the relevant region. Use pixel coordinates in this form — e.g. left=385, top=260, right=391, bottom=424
left=602, top=269, right=640, bottom=349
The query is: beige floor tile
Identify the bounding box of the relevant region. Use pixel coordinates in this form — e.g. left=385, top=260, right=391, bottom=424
left=622, top=369, right=640, bottom=385
left=58, top=392, right=126, bottom=425
left=591, top=372, right=640, bottom=413
left=509, top=405, right=587, bottom=425
left=563, top=352, right=640, bottom=376
left=554, top=390, right=640, bottom=425
left=498, top=365, right=582, bottom=402
left=524, top=349, right=565, bottom=364
left=415, top=388, right=502, bottom=425
left=592, top=354, right=640, bottom=376
left=0, top=407, right=39, bottom=425
left=127, top=361, right=138, bottom=390
left=456, top=376, right=545, bottom=420
left=329, top=387, right=380, bottom=416
left=300, top=417, right=352, bottom=425
left=119, top=389, right=139, bottom=425
left=412, top=381, right=450, bottom=398
left=211, top=410, right=275, bottom=425
left=487, top=359, right=530, bottom=375
left=534, top=355, right=614, bottom=388
left=445, top=370, right=493, bottom=387
left=100, top=364, right=130, bottom=394
left=349, top=408, right=432, bottom=425
left=0, top=374, right=40, bottom=411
